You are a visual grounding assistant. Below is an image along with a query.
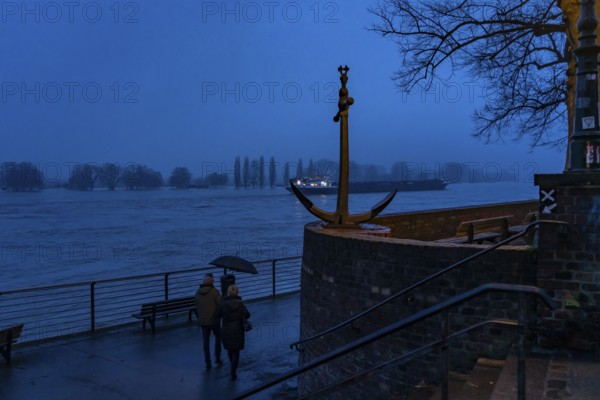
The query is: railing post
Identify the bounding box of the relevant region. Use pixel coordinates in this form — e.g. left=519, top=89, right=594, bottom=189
left=272, top=259, right=276, bottom=298
left=164, top=273, right=169, bottom=301
left=517, top=292, right=526, bottom=400
left=90, top=282, right=96, bottom=333
left=440, top=309, right=449, bottom=400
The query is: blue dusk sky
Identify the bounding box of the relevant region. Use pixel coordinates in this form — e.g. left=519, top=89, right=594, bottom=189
left=0, top=1, right=566, bottom=181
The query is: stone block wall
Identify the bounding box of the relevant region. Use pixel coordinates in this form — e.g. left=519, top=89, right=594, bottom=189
left=298, top=201, right=539, bottom=398
left=535, top=173, right=600, bottom=350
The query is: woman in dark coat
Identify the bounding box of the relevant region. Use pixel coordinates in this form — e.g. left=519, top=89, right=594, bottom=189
left=220, top=284, right=250, bottom=380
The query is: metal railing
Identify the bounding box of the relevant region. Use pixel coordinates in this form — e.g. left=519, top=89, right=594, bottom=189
left=0, top=256, right=301, bottom=343
left=295, top=319, right=519, bottom=400
left=234, top=283, right=556, bottom=400
left=290, top=220, right=569, bottom=351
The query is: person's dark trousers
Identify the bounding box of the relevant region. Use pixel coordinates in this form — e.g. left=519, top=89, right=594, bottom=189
left=201, top=324, right=222, bottom=368
left=228, top=350, right=240, bottom=379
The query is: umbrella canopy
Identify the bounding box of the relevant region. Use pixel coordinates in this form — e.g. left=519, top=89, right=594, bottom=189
left=209, top=255, right=258, bottom=274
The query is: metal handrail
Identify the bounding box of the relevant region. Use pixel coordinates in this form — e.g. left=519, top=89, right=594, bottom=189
left=234, top=283, right=556, bottom=400
left=290, top=220, right=568, bottom=350
left=296, top=319, right=519, bottom=400
left=0, top=255, right=302, bottom=295
left=0, top=255, right=302, bottom=343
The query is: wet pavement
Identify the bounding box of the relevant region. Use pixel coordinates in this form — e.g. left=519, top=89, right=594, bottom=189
left=0, top=293, right=300, bottom=400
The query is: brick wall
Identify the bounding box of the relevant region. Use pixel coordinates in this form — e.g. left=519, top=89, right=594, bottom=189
left=535, top=173, right=600, bottom=350
left=298, top=201, right=539, bottom=398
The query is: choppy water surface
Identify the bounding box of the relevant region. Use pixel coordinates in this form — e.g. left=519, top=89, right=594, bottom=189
left=0, top=181, right=538, bottom=290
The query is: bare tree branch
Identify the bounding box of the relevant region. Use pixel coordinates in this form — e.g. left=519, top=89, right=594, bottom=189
left=369, top=0, right=570, bottom=154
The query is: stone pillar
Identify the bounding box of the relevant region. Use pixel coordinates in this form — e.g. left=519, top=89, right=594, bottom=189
left=534, top=173, right=600, bottom=350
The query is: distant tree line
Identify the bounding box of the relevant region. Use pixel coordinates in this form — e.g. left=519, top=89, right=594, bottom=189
left=68, top=163, right=165, bottom=191
left=233, top=155, right=277, bottom=189
left=1, top=158, right=523, bottom=193
left=280, top=159, right=524, bottom=184
left=0, top=161, right=231, bottom=192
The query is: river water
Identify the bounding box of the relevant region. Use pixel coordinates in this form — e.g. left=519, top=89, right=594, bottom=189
left=0, top=181, right=538, bottom=290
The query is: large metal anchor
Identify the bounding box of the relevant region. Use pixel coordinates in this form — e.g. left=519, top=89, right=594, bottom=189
left=290, top=65, right=396, bottom=227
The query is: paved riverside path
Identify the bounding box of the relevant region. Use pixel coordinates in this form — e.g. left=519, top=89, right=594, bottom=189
left=0, top=293, right=300, bottom=400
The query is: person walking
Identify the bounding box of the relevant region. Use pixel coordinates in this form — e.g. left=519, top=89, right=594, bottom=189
left=219, top=284, right=251, bottom=381
left=195, top=273, right=222, bottom=370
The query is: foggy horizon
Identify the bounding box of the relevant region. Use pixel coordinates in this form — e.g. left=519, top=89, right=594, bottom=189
left=1, top=1, right=567, bottom=182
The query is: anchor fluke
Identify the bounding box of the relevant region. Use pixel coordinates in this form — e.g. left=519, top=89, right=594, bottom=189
left=344, top=190, right=397, bottom=224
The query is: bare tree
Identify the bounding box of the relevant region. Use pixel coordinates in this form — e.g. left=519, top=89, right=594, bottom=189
left=100, top=163, right=120, bottom=191
left=168, top=167, right=192, bottom=189
left=70, top=163, right=99, bottom=191
left=234, top=156, right=241, bottom=188
left=296, top=158, right=304, bottom=179
left=243, top=157, right=250, bottom=188
left=369, top=0, right=576, bottom=165
left=1, top=162, right=43, bottom=191
left=283, top=161, right=290, bottom=186
left=258, top=155, right=265, bottom=188
left=122, top=164, right=163, bottom=190
left=269, top=156, right=276, bottom=188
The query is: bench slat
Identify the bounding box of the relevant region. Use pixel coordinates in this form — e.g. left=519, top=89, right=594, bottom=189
left=131, top=297, right=196, bottom=334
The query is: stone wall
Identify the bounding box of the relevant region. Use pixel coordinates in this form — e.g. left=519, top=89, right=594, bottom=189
left=298, top=201, right=539, bottom=399
left=535, top=173, right=600, bottom=351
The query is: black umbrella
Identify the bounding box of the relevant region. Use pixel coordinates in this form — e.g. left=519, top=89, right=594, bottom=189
left=209, top=255, right=258, bottom=275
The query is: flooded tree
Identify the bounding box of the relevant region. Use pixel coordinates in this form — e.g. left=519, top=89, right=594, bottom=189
left=283, top=161, right=290, bottom=186
left=168, top=167, right=192, bottom=189
left=1, top=161, right=43, bottom=191
left=258, top=155, right=265, bottom=188
left=251, top=159, right=259, bottom=188
left=234, top=156, right=241, bottom=188
left=269, top=156, right=276, bottom=188
left=100, top=163, right=120, bottom=191
left=69, top=163, right=98, bottom=191
left=122, top=164, right=163, bottom=190
left=242, top=157, right=250, bottom=188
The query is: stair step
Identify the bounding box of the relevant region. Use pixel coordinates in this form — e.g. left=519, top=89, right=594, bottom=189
left=407, top=358, right=504, bottom=400
left=489, top=353, right=549, bottom=399
left=426, top=371, right=469, bottom=400
left=453, top=358, right=505, bottom=400
left=405, top=371, right=467, bottom=400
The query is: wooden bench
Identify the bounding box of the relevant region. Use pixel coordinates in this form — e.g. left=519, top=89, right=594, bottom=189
left=437, top=215, right=513, bottom=244
left=132, top=297, right=197, bottom=334
left=1, top=323, right=24, bottom=366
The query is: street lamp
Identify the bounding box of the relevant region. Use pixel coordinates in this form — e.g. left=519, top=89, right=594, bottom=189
left=568, top=0, right=600, bottom=171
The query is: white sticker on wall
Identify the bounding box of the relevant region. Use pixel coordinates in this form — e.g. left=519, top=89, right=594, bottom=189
left=582, top=116, right=596, bottom=129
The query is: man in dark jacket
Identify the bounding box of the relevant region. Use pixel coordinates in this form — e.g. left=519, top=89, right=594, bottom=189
left=195, top=273, right=222, bottom=369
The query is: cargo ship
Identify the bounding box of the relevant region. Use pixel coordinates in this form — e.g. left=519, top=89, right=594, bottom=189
left=287, top=177, right=448, bottom=195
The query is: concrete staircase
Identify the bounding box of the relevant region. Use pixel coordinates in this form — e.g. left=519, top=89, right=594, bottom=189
left=407, top=350, right=600, bottom=400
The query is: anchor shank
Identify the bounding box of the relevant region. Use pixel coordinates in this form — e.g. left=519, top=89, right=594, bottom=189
left=334, top=65, right=353, bottom=224
left=337, top=104, right=350, bottom=221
